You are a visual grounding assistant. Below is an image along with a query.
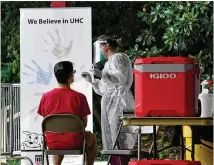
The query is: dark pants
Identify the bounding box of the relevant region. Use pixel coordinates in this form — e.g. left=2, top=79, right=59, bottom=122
left=110, top=156, right=130, bottom=165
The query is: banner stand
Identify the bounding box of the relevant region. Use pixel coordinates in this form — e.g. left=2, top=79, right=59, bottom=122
left=20, top=8, right=92, bottom=165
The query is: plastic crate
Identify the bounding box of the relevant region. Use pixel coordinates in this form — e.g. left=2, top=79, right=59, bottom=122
left=128, top=160, right=201, bottom=165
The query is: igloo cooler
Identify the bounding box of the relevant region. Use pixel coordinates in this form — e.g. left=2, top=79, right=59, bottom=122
left=134, top=57, right=200, bottom=117
left=128, top=160, right=201, bottom=165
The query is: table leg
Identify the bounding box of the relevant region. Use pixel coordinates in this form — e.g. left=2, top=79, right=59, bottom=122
left=137, top=126, right=142, bottom=160
left=191, top=126, right=195, bottom=161
left=181, top=127, right=185, bottom=160
left=153, top=125, right=157, bottom=160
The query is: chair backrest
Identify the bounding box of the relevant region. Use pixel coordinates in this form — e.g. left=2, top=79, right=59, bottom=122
left=42, top=114, right=85, bottom=133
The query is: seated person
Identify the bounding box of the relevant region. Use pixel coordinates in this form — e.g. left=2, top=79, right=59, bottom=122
left=37, top=61, right=97, bottom=165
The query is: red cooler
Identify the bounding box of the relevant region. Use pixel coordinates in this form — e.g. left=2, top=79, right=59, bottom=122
left=134, top=57, right=200, bottom=117
left=128, top=160, right=201, bottom=165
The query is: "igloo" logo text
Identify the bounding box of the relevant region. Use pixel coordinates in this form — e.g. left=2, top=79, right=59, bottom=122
left=150, top=73, right=177, bottom=79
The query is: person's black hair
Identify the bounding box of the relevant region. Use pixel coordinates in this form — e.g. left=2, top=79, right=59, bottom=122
left=98, top=35, right=118, bottom=49
left=54, top=61, right=74, bottom=84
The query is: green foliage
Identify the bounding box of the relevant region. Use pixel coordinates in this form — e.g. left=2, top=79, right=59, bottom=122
left=1, top=63, right=14, bottom=83
left=1, top=1, right=50, bottom=83
left=74, top=1, right=146, bottom=49
left=6, top=159, right=20, bottom=165
left=158, top=152, right=164, bottom=159
left=129, top=1, right=213, bottom=78
left=3, top=1, right=212, bottom=81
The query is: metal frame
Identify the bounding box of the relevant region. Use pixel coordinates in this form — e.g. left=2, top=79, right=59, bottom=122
left=120, top=116, right=213, bottom=160
left=104, top=124, right=156, bottom=164
left=106, top=122, right=123, bottom=165
left=41, top=114, right=88, bottom=165
left=1, top=84, right=21, bottom=155
left=121, top=117, right=213, bottom=126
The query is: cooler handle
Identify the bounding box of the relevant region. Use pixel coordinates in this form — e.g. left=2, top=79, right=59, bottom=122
left=151, top=61, right=174, bottom=64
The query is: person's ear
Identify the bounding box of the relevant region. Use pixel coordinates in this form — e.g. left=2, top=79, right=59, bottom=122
left=70, top=74, right=74, bottom=83
left=67, top=75, right=73, bottom=83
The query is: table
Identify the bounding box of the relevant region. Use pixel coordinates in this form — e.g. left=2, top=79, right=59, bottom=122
left=120, top=117, right=213, bottom=160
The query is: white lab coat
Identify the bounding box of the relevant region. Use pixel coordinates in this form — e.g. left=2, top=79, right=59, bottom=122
left=92, top=53, right=137, bottom=149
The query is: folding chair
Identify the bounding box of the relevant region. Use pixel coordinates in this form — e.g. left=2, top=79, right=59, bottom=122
left=41, top=114, right=88, bottom=165
left=102, top=112, right=159, bottom=165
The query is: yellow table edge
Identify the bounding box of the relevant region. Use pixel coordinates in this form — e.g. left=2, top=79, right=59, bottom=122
left=120, top=117, right=213, bottom=126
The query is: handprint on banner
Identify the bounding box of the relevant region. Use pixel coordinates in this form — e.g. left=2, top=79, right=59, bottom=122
left=28, top=105, right=40, bottom=122
left=29, top=105, right=39, bottom=115
left=34, top=114, right=39, bottom=122
left=22, top=60, right=53, bottom=86
left=42, top=29, right=73, bottom=60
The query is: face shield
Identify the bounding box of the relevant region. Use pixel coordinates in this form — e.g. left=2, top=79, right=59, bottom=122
left=93, top=40, right=107, bottom=71
left=93, top=40, right=107, bottom=63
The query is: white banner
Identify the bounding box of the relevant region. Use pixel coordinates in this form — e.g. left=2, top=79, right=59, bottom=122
left=20, top=8, right=92, bottom=165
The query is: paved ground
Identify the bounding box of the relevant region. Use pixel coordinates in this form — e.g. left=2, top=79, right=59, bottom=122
left=0, top=160, right=107, bottom=165
left=94, top=162, right=107, bottom=165
left=1, top=156, right=107, bottom=165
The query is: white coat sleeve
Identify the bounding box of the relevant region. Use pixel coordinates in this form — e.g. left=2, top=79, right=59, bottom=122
left=102, top=53, right=132, bottom=87
left=92, top=78, right=107, bottom=96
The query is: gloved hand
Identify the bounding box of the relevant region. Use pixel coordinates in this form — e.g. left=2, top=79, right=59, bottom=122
left=81, top=72, right=92, bottom=84
left=91, top=67, right=102, bottom=78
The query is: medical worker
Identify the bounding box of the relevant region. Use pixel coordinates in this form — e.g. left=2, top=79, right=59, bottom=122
left=82, top=36, right=137, bottom=165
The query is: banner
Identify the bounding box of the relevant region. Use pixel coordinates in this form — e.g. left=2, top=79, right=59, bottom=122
left=20, top=8, right=92, bottom=165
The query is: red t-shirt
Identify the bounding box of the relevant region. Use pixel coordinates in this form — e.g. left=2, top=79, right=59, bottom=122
left=37, top=88, right=91, bottom=150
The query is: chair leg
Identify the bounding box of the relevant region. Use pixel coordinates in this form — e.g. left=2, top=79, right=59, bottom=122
left=83, top=152, right=85, bottom=165
left=107, top=156, right=111, bottom=165
left=106, top=122, right=123, bottom=165
left=153, top=125, right=157, bottom=160
left=85, top=152, right=89, bottom=165
left=42, top=149, right=45, bottom=165
left=46, top=154, right=49, bottom=165
left=117, top=143, right=121, bottom=165
left=82, top=139, right=86, bottom=165
left=181, top=127, right=185, bottom=160
left=149, top=141, right=154, bottom=154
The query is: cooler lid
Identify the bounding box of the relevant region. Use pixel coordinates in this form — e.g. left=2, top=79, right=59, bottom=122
left=135, top=57, right=198, bottom=64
